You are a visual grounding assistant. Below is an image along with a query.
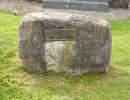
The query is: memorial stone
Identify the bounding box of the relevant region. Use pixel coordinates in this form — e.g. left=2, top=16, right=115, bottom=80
left=19, top=12, right=112, bottom=75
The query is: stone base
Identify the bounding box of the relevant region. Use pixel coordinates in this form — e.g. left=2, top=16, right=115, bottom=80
left=43, top=0, right=109, bottom=12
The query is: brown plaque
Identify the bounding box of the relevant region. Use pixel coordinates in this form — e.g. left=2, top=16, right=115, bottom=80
left=45, top=29, right=77, bottom=41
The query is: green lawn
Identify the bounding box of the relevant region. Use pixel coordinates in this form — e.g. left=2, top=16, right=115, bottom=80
left=0, top=11, right=130, bottom=100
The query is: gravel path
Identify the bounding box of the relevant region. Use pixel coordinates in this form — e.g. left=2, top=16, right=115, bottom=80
left=0, top=0, right=130, bottom=20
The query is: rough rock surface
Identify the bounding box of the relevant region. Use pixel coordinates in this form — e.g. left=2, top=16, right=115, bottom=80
left=109, top=0, right=129, bottom=9
left=19, top=12, right=112, bottom=75
left=45, top=41, right=76, bottom=73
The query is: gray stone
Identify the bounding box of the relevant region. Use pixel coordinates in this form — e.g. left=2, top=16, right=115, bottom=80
left=43, top=0, right=109, bottom=12
left=109, top=0, right=129, bottom=9
left=19, top=12, right=112, bottom=75
left=13, top=11, right=18, bottom=15
left=45, top=41, right=77, bottom=73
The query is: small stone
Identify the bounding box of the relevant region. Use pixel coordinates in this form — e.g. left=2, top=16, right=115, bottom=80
left=13, top=11, right=18, bottom=15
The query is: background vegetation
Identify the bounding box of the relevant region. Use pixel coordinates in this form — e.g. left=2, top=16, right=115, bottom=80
left=0, top=11, right=130, bottom=100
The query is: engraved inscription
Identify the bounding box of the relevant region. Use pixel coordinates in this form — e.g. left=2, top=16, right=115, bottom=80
left=45, top=29, right=77, bottom=41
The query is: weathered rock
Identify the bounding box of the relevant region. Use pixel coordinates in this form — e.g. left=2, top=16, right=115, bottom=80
left=19, top=12, right=112, bottom=75
left=109, top=0, right=129, bottom=9
left=45, top=41, right=77, bottom=73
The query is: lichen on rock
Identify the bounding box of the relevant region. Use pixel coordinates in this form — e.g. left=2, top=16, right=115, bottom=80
left=45, top=41, right=77, bottom=73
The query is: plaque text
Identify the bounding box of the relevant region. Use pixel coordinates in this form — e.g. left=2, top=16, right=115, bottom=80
left=45, top=29, right=77, bottom=41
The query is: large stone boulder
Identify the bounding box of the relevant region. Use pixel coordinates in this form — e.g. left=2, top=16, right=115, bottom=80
left=19, top=12, right=112, bottom=75
left=109, top=0, right=129, bottom=9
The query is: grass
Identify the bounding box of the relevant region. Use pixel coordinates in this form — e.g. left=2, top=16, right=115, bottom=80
left=109, top=19, right=130, bottom=68
left=0, top=11, right=130, bottom=100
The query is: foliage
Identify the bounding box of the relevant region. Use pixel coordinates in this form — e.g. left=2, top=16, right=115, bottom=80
left=0, top=11, right=130, bottom=100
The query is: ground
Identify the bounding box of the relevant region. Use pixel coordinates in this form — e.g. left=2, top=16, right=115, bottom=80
left=0, top=0, right=130, bottom=99
left=0, top=11, right=130, bottom=100
left=0, top=0, right=130, bottom=20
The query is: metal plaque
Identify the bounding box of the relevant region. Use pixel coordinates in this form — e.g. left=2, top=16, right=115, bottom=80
left=45, top=29, right=77, bottom=41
